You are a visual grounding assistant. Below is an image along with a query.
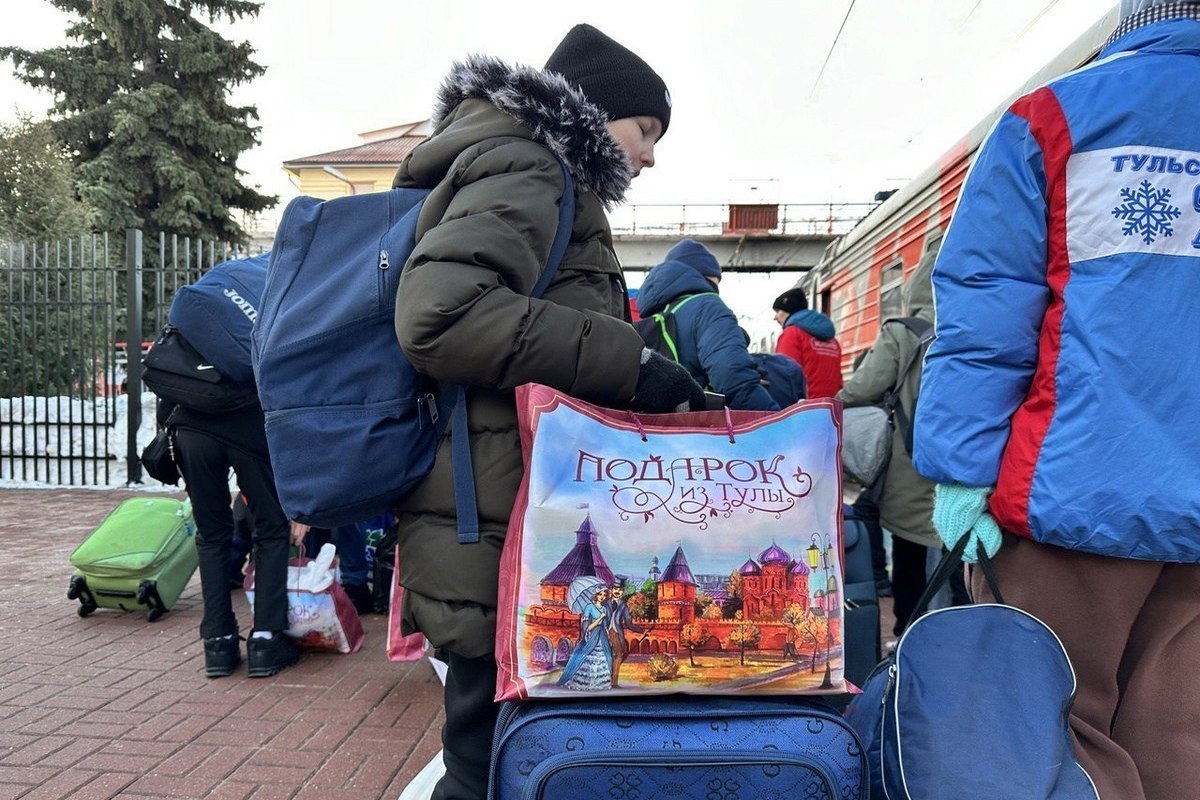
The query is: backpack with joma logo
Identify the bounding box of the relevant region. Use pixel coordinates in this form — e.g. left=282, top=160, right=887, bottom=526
left=142, top=253, right=268, bottom=414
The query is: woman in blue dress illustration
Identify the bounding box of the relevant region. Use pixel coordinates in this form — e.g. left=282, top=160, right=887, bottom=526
left=557, top=576, right=613, bottom=690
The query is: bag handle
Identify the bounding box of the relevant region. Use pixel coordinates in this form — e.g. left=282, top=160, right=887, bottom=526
left=906, top=535, right=1004, bottom=628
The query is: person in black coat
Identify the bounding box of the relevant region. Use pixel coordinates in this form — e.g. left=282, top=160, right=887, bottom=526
left=162, top=399, right=302, bottom=678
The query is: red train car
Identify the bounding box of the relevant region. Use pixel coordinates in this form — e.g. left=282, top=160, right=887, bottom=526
left=804, top=10, right=1117, bottom=371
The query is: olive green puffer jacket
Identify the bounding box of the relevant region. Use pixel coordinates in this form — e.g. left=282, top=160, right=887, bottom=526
left=838, top=251, right=939, bottom=549
left=391, top=56, right=647, bottom=658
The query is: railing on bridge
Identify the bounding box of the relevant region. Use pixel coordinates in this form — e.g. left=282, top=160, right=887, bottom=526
left=608, top=202, right=876, bottom=238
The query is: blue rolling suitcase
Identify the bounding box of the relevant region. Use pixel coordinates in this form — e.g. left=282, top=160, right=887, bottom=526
left=842, top=505, right=882, bottom=689
left=490, top=696, right=866, bottom=800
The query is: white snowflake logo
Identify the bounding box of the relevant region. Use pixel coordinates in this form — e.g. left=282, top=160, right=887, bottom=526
left=1112, top=180, right=1182, bottom=245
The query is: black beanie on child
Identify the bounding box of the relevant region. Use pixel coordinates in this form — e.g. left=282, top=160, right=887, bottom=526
left=773, top=289, right=808, bottom=316
left=545, top=24, right=671, bottom=137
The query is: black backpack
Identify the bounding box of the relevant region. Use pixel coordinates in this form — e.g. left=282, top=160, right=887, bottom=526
left=141, top=325, right=259, bottom=414
left=142, top=254, right=267, bottom=414
left=633, top=293, right=714, bottom=362
left=882, top=316, right=935, bottom=456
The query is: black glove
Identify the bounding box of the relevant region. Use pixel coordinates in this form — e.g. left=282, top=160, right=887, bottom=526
left=631, top=348, right=706, bottom=413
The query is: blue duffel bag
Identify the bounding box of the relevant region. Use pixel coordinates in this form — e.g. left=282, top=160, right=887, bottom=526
left=843, top=537, right=1099, bottom=800
left=491, top=695, right=867, bottom=800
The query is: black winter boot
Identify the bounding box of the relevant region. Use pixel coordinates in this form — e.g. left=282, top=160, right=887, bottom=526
left=247, top=633, right=299, bottom=677
left=203, top=635, right=242, bottom=678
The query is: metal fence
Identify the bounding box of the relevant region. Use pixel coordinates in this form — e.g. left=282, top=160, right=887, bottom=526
left=1, top=231, right=260, bottom=486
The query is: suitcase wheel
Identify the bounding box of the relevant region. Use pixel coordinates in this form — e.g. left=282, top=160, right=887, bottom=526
left=67, top=575, right=85, bottom=601
left=78, top=604, right=97, bottom=618
left=136, top=581, right=167, bottom=621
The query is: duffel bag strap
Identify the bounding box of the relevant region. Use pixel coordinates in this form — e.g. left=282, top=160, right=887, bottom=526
left=908, top=536, right=1005, bottom=626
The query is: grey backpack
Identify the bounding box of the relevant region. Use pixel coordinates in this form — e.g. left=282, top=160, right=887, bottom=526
left=841, top=317, right=934, bottom=486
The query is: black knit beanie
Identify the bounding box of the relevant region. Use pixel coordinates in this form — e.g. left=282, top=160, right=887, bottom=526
left=544, top=24, right=671, bottom=137
left=773, top=288, right=809, bottom=316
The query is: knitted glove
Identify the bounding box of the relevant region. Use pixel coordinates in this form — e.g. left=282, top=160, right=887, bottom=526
left=631, top=348, right=706, bottom=414
left=932, top=483, right=1003, bottom=563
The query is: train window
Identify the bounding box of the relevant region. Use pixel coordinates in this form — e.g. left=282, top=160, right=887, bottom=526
left=819, top=288, right=832, bottom=316
left=879, top=261, right=904, bottom=322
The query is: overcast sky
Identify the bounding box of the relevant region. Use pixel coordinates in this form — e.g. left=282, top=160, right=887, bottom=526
left=5, top=0, right=1119, bottom=205
left=3, top=0, right=1118, bottom=324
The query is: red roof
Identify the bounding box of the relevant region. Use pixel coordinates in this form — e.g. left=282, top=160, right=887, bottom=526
left=283, top=121, right=429, bottom=168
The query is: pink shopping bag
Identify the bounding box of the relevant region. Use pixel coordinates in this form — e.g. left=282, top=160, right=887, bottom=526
left=387, top=546, right=427, bottom=661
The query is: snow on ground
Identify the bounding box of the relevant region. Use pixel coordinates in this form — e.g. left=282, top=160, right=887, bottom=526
left=1, top=392, right=178, bottom=490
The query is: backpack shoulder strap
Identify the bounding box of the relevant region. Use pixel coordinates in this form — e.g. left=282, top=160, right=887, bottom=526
left=648, top=292, right=718, bottom=363
left=889, top=316, right=933, bottom=340
left=881, top=318, right=934, bottom=401
left=881, top=317, right=935, bottom=456
left=666, top=292, right=716, bottom=315
left=451, top=158, right=576, bottom=544
left=531, top=161, right=576, bottom=296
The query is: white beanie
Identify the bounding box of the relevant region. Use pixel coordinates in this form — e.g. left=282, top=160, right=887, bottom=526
left=1121, top=0, right=1197, bottom=19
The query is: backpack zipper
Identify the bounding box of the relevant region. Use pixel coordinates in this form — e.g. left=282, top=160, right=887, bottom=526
left=377, top=191, right=399, bottom=312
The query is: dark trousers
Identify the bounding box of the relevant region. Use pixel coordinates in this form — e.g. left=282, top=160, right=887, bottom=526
left=890, top=534, right=929, bottom=636
left=230, top=493, right=254, bottom=578
left=433, top=652, right=500, bottom=800
left=851, top=491, right=889, bottom=583
left=174, top=429, right=290, bottom=638
left=972, top=535, right=1200, bottom=800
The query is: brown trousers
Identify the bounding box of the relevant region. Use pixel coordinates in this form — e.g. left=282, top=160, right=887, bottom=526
left=971, top=535, right=1200, bottom=800
left=607, top=628, right=627, bottom=687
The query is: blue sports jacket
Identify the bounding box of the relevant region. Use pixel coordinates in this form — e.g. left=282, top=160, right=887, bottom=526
left=637, top=261, right=778, bottom=411
left=914, top=18, right=1200, bottom=562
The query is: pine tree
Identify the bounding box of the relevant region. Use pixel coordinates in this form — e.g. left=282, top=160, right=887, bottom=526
left=0, top=114, right=96, bottom=241
left=1, top=0, right=275, bottom=244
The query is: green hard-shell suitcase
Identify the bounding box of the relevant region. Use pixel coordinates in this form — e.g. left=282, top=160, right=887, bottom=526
left=68, top=497, right=198, bottom=622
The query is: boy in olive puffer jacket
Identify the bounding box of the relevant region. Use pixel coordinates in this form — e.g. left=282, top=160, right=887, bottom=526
left=392, top=24, right=701, bottom=800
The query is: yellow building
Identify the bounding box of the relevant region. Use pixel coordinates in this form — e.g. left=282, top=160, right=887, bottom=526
left=282, top=120, right=431, bottom=199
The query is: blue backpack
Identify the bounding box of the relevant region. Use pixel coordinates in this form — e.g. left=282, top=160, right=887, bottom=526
left=752, top=351, right=807, bottom=406
left=252, top=162, right=574, bottom=532
left=843, top=537, right=1099, bottom=800
left=142, top=253, right=268, bottom=414
left=168, top=253, right=268, bottom=386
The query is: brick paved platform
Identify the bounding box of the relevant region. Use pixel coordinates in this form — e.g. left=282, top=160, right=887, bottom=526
left=0, top=487, right=444, bottom=800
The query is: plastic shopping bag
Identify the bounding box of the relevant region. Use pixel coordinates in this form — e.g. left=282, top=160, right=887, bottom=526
left=245, top=543, right=364, bottom=653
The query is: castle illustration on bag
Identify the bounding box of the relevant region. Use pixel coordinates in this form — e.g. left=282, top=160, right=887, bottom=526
left=520, top=513, right=843, bottom=690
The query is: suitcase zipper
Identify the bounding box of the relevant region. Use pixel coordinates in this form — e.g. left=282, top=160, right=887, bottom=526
left=521, top=750, right=839, bottom=800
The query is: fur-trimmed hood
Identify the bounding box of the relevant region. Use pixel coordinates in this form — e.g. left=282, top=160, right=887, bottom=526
left=430, top=55, right=633, bottom=206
